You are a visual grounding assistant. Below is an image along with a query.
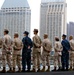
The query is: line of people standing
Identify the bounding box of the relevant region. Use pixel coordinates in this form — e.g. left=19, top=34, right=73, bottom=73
left=0, top=29, right=73, bottom=73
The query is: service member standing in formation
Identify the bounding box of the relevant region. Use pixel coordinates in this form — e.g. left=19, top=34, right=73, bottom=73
left=61, top=34, right=70, bottom=71
left=1, top=29, right=13, bottom=73
left=22, top=31, right=33, bottom=72
left=13, top=32, right=23, bottom=72
left=69, top=36, right=74, bottom=70
left=52, top=37, right=63, bottom=71
left=0, top=37, right=3, bottom=68
left=32, top=29, right=42, bottom=72
left=41, top=34, right=52, bottom=72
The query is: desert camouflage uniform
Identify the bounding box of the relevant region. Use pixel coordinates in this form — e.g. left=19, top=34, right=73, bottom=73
left=13, top=38, right=23, bottom=69
left=2, top=34, right=13, bottom=69
left=0, top=37, right=3, bottom=67
left=69, top=39, right=74, bottom=69
left=54, top=41, right=63, bottom=69
left=41, top=38, right=52, bottom=71
left=33, top=35, right=42, bottom=71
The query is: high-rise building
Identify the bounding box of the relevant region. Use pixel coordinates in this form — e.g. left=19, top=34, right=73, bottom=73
left=40, top=0, right=67, bottom=46
left=67, top=22, right=74, bottom=40
left=0, top=0, right=31, bottom=39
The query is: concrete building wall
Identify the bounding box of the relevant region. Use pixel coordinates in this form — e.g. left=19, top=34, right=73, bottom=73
left=40, top=0, right=67, bottom=46
left=67, top=22, right=74, bottom=40
left=0, top=0, right=31, bottom=39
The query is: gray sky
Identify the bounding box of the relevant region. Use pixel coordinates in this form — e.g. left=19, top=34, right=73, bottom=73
left=0, top=0, right=74, bottom=37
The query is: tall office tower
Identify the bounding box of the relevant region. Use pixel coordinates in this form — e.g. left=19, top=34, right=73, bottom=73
left=40, top=0, right=67, bottom=46
left=67, top=22, right=74, bottom=40
left=0, top=0, right=31, bottom=39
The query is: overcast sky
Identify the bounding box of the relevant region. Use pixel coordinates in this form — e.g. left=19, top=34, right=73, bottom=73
left=0, top=0, right=74, bottom=37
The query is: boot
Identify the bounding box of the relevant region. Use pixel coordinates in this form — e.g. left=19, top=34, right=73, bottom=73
left=17, top=67, right=21, bottom=72
left=69, top=66, right=73, bottom=71
left=7, top=68, right=13, bottom=73
left=57, top=67, right=61, bottom=71
left=37, top=68, right=41, bottom=72
left=46, top=66, right=50, bottom=72
left=13, top=68, right=16, bottom=73
left=41, top=66, right=45, bottom=72
left=52, top=67, right=57, bottom=71
left=27, top=69, right=30, bottom=72
left=31, top=68, right=36, bottom=72
left=0, top=67, right=6, bottom=73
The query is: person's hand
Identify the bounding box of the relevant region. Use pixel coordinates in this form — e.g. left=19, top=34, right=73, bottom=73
left=68, top=50, right=70, bottom=52
left=38, top=45, right=41, bottom=48
left=8, top=48, right=11, bottom=50
left=47, top=50, right=50, bottom=53
left=28, top=46, right=30, bottom=49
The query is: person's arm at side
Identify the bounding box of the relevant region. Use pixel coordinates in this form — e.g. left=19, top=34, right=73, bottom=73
left=33, top=37, right=40, bottom=48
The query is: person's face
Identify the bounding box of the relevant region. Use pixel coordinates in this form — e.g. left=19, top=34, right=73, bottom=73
left=4, top=31, right=6, bottom=35
left=34, top=31, right=36, bottom=35
left=62, top=36, right=65, bottom=40
left=24, top=34, right=26, bottom=36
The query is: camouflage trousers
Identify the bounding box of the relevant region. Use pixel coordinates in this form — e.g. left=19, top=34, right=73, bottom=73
left=54, top=55, right=61, bottom=67
left=70, top=51, right=74, bottom=68
left=2, top=53, right=12, bottom=68
left=41, top=51, right=50, bottom=67
left=33, top=51, right=41, bottom=69
left=13, top=54, right=21, bottom=68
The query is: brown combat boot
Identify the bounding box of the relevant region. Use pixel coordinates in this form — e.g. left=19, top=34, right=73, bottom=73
left=13, top=68, right=16, bottom=73
left=46, top=66, right=50, bottom=72
left=17, top=67, right=21, bottom=72
left=41, top=66, right=45, bottom=72
left=7, top=68, right=13, bottom=73
left=0, top=67, right=6, bottom=73
left=37, top=68, right=41, bottom=72
left=57, top=67, right=61, bottom=71
left=52, top=67, right=57, bottom=71
left=31, top=68, right=36, bottom=72
left=69, top=66, right=73, bottom=71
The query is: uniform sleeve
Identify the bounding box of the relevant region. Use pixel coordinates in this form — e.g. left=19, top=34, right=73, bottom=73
left=60, top=44, right=63, bottom=51
left=2, top=37, right=8, bottom=49
left=22, top=38, right=27, bottom=48
left=33, top=37, right=40, bottom=48
left=61, top=40, right=70, bottom=51
left=20, top=41, right=23, bottom=49
left=42, top=41, right=52, bottom=52
left=70, top=41, right=74, bottom=50
left=54, top=43, right=58, bottom=52
left=30, top=39, right=33, bottom=48
left=13, top=39, right=17, bottom=49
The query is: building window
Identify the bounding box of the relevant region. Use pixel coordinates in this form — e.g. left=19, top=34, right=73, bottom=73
left=49, top=5, right=51, bottom=8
